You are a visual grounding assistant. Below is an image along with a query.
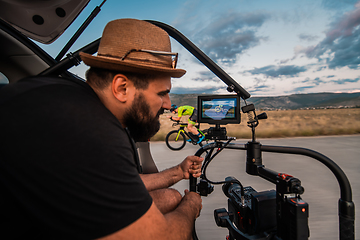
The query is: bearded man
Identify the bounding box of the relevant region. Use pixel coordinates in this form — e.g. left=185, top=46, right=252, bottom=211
left=0, top=18, right=202, bottom=239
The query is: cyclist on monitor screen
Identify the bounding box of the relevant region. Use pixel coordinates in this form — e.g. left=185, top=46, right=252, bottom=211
left=168, top=104, right=204, bottom=143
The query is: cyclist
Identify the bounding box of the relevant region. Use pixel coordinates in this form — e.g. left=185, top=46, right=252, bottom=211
left=168, top=104, right=205, bottom=143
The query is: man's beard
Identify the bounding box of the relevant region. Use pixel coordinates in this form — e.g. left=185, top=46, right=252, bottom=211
left=123, top=93, right=164, bottom=142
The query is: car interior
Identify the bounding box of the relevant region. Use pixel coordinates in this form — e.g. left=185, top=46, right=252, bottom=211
left=0, top=0, right=91, bottom=86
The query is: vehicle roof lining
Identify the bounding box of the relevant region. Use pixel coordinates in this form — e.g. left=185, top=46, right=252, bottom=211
left=0, top=27, right=50, bottom=83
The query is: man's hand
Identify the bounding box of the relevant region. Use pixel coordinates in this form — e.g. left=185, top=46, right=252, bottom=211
left=179, top=155, right=204, bottom=179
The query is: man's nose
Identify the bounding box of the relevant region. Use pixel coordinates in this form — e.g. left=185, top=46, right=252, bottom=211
left=163, top=94, right=171, bottom=110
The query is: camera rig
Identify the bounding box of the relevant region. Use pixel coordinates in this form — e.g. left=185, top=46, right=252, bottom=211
left=189, top=102, right=355, bottom=240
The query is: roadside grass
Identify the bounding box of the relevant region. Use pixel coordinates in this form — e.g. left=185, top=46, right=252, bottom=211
left=151, top=108, right=360, bottom=141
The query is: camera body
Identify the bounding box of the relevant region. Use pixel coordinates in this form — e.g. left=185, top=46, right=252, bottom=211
left=220, top=175, right=309, bottom=239
left=226, top=184, right=277, bottom=235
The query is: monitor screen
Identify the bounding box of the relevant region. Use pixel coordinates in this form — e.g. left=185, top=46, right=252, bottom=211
left=197, top=94, right=241, bottom=125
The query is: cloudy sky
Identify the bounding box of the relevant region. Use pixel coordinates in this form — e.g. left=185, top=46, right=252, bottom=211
left=38, top=0, right=360, bottom=97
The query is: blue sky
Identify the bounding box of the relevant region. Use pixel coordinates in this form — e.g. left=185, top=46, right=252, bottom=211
left=38, top=0, right=360, bottom=96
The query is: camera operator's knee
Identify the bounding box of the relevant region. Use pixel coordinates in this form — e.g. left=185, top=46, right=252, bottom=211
left=149, top=188, right=182, bottom=214
left=166, top=188, right=182, bottom=204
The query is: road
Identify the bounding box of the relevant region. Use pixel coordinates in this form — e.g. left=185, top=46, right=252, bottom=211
left=149, top=135, right=359, bottom=240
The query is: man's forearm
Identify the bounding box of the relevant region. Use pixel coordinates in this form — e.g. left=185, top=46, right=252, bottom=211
left=140, top=165, right=183, bottom=192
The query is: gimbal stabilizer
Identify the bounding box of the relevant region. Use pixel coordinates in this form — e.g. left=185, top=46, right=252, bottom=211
left=189, top=104, right=355, bottom=240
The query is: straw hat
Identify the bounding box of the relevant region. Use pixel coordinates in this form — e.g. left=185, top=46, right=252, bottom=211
left=80, top=19, right=186, bottom=78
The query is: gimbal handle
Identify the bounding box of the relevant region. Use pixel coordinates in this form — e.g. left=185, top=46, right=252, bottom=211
left=189, top=175, right=197, bottom=192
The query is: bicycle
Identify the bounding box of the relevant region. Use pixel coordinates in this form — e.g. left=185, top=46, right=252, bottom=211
left=165, top=120, right=209, bottom=151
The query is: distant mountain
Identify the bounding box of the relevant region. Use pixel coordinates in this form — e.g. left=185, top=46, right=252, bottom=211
left=169, top=92, right=360, bottom=110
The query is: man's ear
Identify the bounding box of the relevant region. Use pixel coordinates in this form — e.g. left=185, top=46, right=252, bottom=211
left=112, top=74, right=132, bottom=102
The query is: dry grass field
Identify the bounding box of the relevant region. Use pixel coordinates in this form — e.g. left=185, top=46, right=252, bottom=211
left=151, top=108, right=360, bottom=141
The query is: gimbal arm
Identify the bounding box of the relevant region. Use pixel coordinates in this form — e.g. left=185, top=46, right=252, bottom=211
left=259, top=144, right=355, bottom=240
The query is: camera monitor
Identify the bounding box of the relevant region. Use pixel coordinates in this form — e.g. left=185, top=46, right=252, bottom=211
left=197, top=94, right=240, bottom=125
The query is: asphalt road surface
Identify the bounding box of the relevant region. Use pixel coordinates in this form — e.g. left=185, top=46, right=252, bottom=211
left=150, top=135, right=359, bottom=240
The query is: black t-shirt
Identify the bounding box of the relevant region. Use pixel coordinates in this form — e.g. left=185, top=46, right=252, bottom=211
left=0, top=76, right=152, bottom=239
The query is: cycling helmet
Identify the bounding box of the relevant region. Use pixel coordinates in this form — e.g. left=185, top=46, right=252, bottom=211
left=170, top=104, right=178, bottom=112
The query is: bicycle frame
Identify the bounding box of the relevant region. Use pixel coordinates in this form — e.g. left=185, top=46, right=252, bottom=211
left=165, top=121, right=209, bottom=151
left=175, top=124, right=188, bottom=142
left=178, top=125, right=206, bottom=142
left=173, top=122, right=206, bottom=142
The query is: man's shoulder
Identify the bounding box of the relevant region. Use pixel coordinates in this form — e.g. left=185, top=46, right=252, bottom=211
left=18, top=76, right=89, bottom=91
left=0, top=76, right=94, bottom=104
left=5, top=76, right=88, bottom=91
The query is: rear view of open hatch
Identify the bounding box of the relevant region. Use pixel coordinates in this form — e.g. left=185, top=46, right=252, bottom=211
left=0, top=0, right=90, bottom=44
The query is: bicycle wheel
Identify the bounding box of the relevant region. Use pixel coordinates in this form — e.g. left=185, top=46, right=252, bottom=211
left=165, top=130, right=186, bottom=150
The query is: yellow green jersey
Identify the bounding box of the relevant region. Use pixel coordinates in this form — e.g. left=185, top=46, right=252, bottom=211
left=177, top=105, right=194, bottom=117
